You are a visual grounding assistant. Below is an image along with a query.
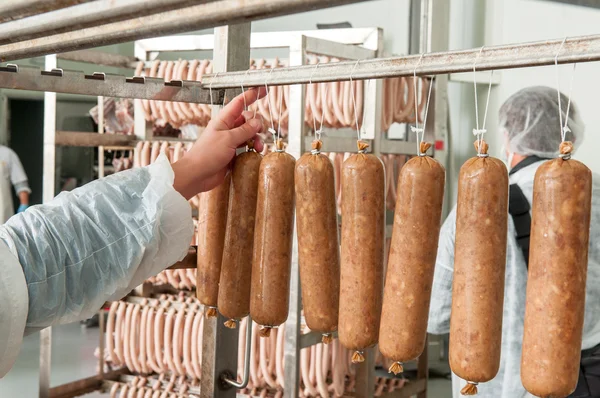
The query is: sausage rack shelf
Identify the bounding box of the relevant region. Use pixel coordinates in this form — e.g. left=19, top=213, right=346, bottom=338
left=8, top=0, right=595, bottom=397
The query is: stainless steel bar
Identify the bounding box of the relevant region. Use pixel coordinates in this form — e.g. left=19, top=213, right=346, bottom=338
left=0, top=0, right=373, bottom=62
left=203, top=34, right=600, bottom=88
left=58, top=50, right=138, bottom=69
left=283, top=35, right=307, bottom=398
left=39, top=54, right=57, bottom=398
left=299, top=331, right=339, bottom=349
left=48, top=368, right=127, bottom=398
left=55, top=131, right=136, bottom=147
left=0, top=0, right=92, bottom=23
left=0, top=0, right=216, bottom=45
left=223, top=316, right=252, bottom=389
left=201, top=23, right=251, bottom=398
left=0, top=65, right=222, bottom=104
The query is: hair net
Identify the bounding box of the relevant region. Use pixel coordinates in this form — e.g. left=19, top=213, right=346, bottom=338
left=498, top=86, right=585, bottom=158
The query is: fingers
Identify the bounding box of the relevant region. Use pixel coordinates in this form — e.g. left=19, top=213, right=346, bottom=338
left=217, top=87, right=267, bottom=129
left=225, top=118, right=263, bottom=149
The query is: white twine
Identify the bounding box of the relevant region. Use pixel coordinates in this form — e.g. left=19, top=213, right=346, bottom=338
left=472, top=47, right=494, bottom=157
left=412, top=53, right=425, bottom=155
left=554, top=37, right=577, bottom=159
left=265, top=67, right=276, bottom=132
left=349, top=60, right=362, bottom=143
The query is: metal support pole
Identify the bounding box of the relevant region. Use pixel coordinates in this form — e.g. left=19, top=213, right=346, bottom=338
left=0, top=0, right=373, bottom=62
left=282, top=35, right=307, bottom=398
left=39, top=53, right=57, bottom=398
left=200, top=23, right=251, bottom=398
left=97, top=96, right=105, bottom=179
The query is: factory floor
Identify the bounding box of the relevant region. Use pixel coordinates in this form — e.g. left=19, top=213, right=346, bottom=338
left=0, top=323, right=452, bottom=397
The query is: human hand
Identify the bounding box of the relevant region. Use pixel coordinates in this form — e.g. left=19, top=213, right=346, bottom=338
left=173, top=87, right=266, bottom=200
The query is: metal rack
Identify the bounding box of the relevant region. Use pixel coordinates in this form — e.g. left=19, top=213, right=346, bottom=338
left=2, top=1, right=595, bottom=397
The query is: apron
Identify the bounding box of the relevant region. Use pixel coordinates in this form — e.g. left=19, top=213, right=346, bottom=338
left=0, top=161, right=14, bottom=224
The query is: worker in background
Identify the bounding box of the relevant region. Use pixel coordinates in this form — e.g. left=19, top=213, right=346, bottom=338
left=0, top=88, right=266, bottom=379
left=0, top=145, right=30, bottom=223
left=428, top=86, right=600, bottom=398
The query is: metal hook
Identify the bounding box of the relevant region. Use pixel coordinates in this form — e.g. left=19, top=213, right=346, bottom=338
left=349, top=59, right=361, bottom=141
left=222, top=316, right=252, bottom=389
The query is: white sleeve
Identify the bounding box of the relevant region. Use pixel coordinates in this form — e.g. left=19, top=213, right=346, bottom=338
left=8, top=148, right=28, bottom=186
left=0, top=240, right=28, bottom=379
left=427, top=206, right=456, bottom=335
left=0, top=154, right=193, bottom=329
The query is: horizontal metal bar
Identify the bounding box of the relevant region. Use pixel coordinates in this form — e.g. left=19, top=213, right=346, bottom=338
left=304, top=135, right=415, bottom=155
left=0, top=0, right=373, bottom=62
left=56, top=131, right=136, bottom=147
left=0, top=0, right=92, bottom=23
left=48, top=368, right=126, bottom=398
left=0, top=0, right=215, bottom=45
left=58, top=50, right=138, bottom=69
left=303, top=36, right=376, bottom=60
left=0, top=64, right=222, bottom=103
left=300, top=331, right=339, bottom=348
left=202, top=34, right=600, bottom=88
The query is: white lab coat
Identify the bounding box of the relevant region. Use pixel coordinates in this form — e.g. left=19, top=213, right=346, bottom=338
left=0, top=154, right=193, bottom=378
left=0, top=146, right=30, bottom=223
left=428, top=159, right=600, bottom=398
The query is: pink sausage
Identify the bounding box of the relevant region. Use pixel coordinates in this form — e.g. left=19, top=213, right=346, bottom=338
left=154, top=306, right=166, bottom=372
left=150, top=141, right=160, bottom=164
left=138, top=305, right=149, bottom=374
left=182, top=304, right=196, bottom=378
left=171, top=305, right=185, bottom=375
left=107, top=301, right=119, bottom=365
left=191, top=310, right=203, bottom=379
left=129, top=304, right=142, bottom=373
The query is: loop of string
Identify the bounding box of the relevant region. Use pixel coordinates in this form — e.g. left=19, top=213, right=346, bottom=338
left=241, top=68, right=251, bottom=112
left=309, top=60, right=323, bottom=140
left=418, top=76, right=435, bottom=156
left=349, top=60, right=361, bottom=142
left=411, top=53, right=425, bottom=155
left=265, top=67, right=276, bottom=140
left=472, top=46, right=494, bottom=157
left=554, top=37, right=576, bottom=148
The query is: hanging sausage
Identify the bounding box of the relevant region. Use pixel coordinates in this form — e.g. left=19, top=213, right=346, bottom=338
left=338, top=141, right=385, bottom=363
left=449, top=140, right=508, bottom=395
left=295, top=139, right=340, bottom=344
left=218, top=142, right=262, bottom=327
left=250, top=139, right=296, bottom=337
left=379, top=141, right=445, bottom=374
left=521, top=141, right=592, bottom=398
left=196, top=174, right=231, bottom=317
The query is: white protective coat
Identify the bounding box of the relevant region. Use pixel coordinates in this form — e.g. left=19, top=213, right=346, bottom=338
left=428, top=159, right=600, bottom=398
left=0, top=154, right=193, bottom=378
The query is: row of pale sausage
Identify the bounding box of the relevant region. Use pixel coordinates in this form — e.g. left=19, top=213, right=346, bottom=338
left=104, top=295, right=408, bottom=396
left=134, top=57, right=428, bottom=133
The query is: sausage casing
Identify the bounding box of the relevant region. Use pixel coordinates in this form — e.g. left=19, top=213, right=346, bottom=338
left=338, top=143, right=385, bottom=355
left=295, top=141, right=340, bottom=336
left=521, top=143, right=592, bottom=398
left=379, top=143, right=445, bottom=366
left=250, top=146, right=296, bottom=330
left=218, top=151, right=262, bottom=322
left=196, top=173, right=231, bottom=314
left=449, top=141, right=508, bottom=386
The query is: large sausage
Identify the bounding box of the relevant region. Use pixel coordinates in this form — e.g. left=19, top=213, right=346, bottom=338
left=196, top=173, right=231, bottom=317
left=338, top=141, right=385, bottom=363
left=449, top=140, right=508, bottom=395
left=521, top=141, right=592, bottom=398
left=295, top=139, right=340, bottom=343
left=379, top=142, right=445, bottom=374
left=218, top=145, right=262, bottom=327
left=250, top=139, right=296, bottom=337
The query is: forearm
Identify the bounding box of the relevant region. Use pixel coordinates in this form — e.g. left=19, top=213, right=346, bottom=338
left=18, top=191, right=29, bottom=205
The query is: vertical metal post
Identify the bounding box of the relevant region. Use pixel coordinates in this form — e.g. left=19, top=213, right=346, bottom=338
left=200, top=23, right=251, bottom=398
left=39, top=53, right=57, bottom=398
left=98, top=95, right=105, bottom=178
left=282, top=35, right=306, bottom=398
left=133, top=43, right=149, bottom=141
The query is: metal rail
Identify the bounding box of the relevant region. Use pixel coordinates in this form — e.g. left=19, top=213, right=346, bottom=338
left=201, top=34, right=600, bottom=88
left=58, top=50, right=138, bottom=69
left=0, top=0, right=216, bottom=45
left=0, top=0, right=373, bottom=62
left=0, top=64, right=221, bottom=104
left=0, top=0, right=92, bottom=23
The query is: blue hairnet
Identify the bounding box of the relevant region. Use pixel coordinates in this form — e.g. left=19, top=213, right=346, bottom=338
left=498, top=86, right=585, bottom=158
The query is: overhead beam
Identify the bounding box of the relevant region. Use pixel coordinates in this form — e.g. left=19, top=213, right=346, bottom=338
left=0, top=0, right=217, bottom=45
left=0, top=0, right=373, bottom=62
left=0, top=0, right=92, bottom=23
left=58, top=50, right=138, bottom=69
